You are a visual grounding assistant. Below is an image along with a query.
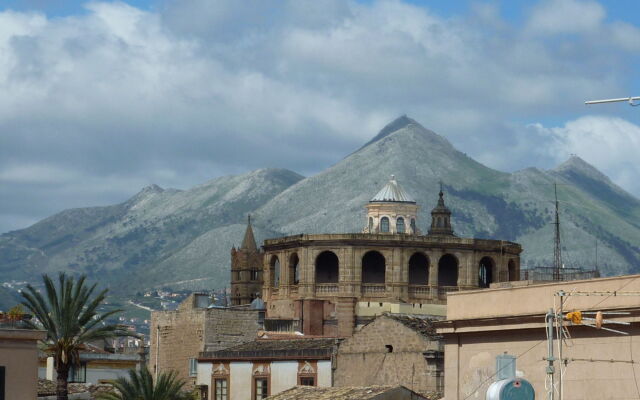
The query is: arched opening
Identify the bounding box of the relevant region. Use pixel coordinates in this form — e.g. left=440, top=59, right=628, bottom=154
left=508, top=259, right=517, bottom=281
left=368, top=217, right=374, bottom=232
left=409, top=252, right=429, bottom=285
left=478, top=256, right=494, bottom=288
left=289, top=253, right=300, bottom=285
left=410, top=218, right=416, bottom=234
left=362, top=251, right=386, bottom=283
left=380, top=217, right=390, bottom=233
left=270, top=255, right=280, bottom=287
left=397, top=217, right=405, bottom=233
left=315, top=251, right=339, bottom=283
left=438, top=254, right=458, bottom=286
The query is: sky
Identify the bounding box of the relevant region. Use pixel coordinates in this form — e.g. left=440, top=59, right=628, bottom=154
left=1, top=0, right=640, bottom=234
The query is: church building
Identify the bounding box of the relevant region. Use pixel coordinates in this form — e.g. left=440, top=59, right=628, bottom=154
left=231, top=176, right=522, bottom=336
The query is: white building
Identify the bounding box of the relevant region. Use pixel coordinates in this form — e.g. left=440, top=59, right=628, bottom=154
left=197, top=338, right=335, bottom=400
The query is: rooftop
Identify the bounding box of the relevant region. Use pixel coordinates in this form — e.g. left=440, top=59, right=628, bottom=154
left=382, top=313, right=441, bottom=340
left=370, top=175, right=415, bottom=203
left=264, top=385, right=432, bottom=400
left=199, top=338, right=337, bottom=360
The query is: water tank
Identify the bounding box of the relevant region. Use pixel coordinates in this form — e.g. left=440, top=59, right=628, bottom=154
left=486, top=378, right=535, bottom=400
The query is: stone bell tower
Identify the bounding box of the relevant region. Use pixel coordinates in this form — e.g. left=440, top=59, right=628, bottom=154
left=428, top=184, right=454, bottom=236
left=230, top=216, right=263, bottom=305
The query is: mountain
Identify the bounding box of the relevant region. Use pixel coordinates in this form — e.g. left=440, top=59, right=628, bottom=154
left=0, top=168, right=303, bottom=293
left=0, top=286, right=21, bottom=311
left=1, top=116, right=639, bottom=295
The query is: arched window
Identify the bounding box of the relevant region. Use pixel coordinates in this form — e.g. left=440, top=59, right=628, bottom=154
left=508, top=259, right=517, bottom=281
left=270, top=256, right=280, bottom=287
left=408, top=252, right=429, bottom=285
left=396, top=217, right=405, bottom=233
left=368, top=217, right=374, bottom=232
left=316, top=251, right=339, bottom=283
left=410, top=218, right=416, bottom=234
left=290, top=253, right=300, bottom=285
left=438, top=254, right=458, bottom=286
left=362, top=251, right=385, bottom=283
left=380, top=217, right=390, bottom=233
left=478, top=257, right=494, bottom=288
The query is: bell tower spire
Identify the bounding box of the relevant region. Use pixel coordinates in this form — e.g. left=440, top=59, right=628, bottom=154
left=429, top=184, right=454, bottom=236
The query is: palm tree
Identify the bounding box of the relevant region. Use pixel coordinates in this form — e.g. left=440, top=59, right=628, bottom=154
left=97, top=365, right=188, bottom=400
left=21, top=273, right=130, bottom=400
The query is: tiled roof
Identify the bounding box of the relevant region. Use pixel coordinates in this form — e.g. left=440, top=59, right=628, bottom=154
left=200, top=338, right=337, bottom=359
left=370, top=175, right=415, bottom=203
left=382, top=313, right=441, bottom=340
left=265, top=385, right=430, bottom=400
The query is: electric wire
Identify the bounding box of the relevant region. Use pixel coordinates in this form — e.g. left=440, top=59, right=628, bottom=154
left=461, top=339, right=546, bottom=400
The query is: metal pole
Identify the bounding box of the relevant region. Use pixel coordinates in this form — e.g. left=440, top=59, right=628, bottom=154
left=546, top=308, right=556, bottom=400
left=585, top=96, right=640, bottom=105
left=558, top=293, right=564, bottom=400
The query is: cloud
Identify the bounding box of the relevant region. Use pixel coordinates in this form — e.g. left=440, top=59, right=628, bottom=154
left=526, top=0, right=605, bottom=35
left=529, top=116, right=640, bottom=193
left=0, top=0, right=639, bottom=232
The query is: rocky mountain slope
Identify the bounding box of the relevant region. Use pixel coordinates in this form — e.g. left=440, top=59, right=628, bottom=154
left=1, top=116, right=639, bottom=294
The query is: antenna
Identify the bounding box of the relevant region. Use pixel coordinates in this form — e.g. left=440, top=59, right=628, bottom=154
left=585, top=96, right=640, bottom=106
left=553, top=183, right=562, bottom=281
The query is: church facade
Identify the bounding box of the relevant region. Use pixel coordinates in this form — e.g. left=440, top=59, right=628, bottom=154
left=232, top=176, right=522, bottom=336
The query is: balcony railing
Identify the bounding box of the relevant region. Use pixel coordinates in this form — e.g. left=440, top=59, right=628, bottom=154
left=409, top=285, right=431, bottom=299
left=437, top=286, right=458, bottom=299
left=316, top=283, right=339, bottom=295
left=361, top=284, right=386, bottom=296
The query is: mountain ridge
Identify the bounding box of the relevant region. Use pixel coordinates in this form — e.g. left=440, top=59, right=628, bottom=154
left=1, top=117, right=639, bottom=294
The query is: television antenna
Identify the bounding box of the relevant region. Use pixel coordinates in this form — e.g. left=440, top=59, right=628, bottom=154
left=585, top=96, right=640, bottom=106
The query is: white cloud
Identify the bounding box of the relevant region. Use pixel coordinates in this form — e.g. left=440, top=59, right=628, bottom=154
left=0, top=0, right=639, bottom=232
left=529, top=116, right=640, bottom=193
left=526, top=0, right=605, bottom=35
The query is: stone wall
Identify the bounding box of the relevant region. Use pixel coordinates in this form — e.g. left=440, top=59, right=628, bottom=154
left=149, top=294, right=262, bottom=387
left=334, top=316, right=442, bottom=394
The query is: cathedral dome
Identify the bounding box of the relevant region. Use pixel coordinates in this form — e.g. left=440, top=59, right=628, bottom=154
left=370, top=175, right=416, bottom=203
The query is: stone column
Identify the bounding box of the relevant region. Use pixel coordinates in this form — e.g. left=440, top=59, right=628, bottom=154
left=429, top=250, right=442, bottom=298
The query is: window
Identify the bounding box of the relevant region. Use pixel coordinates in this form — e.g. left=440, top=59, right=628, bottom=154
left=380, top=217, right=390, bottom=233
left=189, top=358, right=197, bottom=377
left=69, top=362, right=86, bottom=383
left=299, top=376, right=315, bottom=386
left=368, top=217, right=373, bottom=232
left=250, top=269, right=259, bottom=281
left=396, top=217, right=405, bottom=233
left=411, top=218, right=416, bottom=233
left=214, top=378, right=228, bottom=400
left=1, top=366, right=5, bottom=400
left=254, top=378, right=268, bottom=400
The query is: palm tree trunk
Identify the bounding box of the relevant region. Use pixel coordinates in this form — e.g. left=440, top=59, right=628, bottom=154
left=56, top=363, right=69, bottom=400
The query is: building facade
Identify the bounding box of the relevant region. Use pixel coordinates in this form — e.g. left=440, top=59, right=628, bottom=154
left=0, top=324, right=46, bottom=400
left=334, top=314, right=443, bottom=395
left=231, top=217, right=264, bottom=306
left=197, top=338, right=334, bottom=400
left=149, top=293, right=263, bottom=387
left=437, top=275, right=640, bottom=400
left=260, top=177, right=522, bottom=337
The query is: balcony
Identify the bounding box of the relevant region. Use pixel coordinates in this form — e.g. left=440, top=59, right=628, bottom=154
left=361, top=284, right=386, bottom=297
left=437, top=286, right=458, bottom=300
left=315, top=283, right=339, bottom=295
left=409, top=285, right=431, bottom=299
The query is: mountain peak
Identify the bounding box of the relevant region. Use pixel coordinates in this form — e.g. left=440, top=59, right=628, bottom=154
left=358, top=115, right=419, bottom=150
left=553, top=155, right=611, bottom=183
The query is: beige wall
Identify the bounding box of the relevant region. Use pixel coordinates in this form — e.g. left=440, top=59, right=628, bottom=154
left=0, top=328, right=46, bottom=400
left=335, top=316, right=442, bottom=394
left=440, top=274, right=640, bottom=400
